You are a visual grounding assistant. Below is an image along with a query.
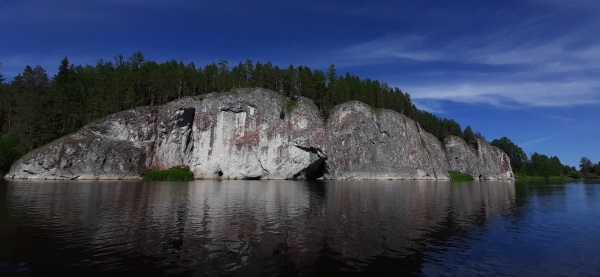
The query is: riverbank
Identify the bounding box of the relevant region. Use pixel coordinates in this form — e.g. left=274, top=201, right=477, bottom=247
left=514, top=173, right=570, bottom=182
left=142, top=167, right=194, bottom=181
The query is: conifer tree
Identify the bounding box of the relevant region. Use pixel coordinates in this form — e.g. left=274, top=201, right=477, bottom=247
left=0, top=63, right=5, bottom=85
left=463, top=125, right=477, bottom=148
left=490, top=137, right=527, bottom=172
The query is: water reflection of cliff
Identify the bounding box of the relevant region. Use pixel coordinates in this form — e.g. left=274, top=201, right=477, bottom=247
left=4, top=179, right=515, bottom=275
left=320, top=180, right=516, bottom=274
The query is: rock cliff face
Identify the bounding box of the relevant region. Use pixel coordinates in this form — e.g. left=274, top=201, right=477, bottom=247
left=5, top=88, right=513, bottom=180
left=325, top=102, right=449, bottom=180
left=7, top=89, right=326, bottom=180
left=444, top=136, right=513, bottom=180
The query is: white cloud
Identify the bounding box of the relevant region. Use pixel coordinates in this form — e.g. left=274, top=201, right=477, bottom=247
left=532, top=0, right=600, bottom=8
left=338, top=35, right=442, bottom=63
left=409, top=81, right=600, bottom=108
left=330, top=4, right=600, bottom=108
left=520, top=136, right=554, bottom=147
left=411, top=99, right=446, bottom=114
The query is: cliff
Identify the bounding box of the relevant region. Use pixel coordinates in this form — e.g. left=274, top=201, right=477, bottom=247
left=325, top=102, right=449, bottom=180
left=5, top=88, right=513, bottom=180
left=444, top=136, right=513, bottom=180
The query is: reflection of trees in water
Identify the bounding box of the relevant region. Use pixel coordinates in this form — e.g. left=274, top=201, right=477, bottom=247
left=2, top=180, right=193, bottom=275
left=0, top=180, right=7, bottom=222
left=515, top=182, right=566, bottom=200
left=5, top=179, right=517, bottom=275
left=509, top=182, right=568, bottom=221
left=315, top=180, right=516, bottom=274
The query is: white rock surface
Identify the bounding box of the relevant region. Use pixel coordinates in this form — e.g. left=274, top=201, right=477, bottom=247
left=325, top=101, right=450, bottom=180
left=5, top=89, right=513, bottom=180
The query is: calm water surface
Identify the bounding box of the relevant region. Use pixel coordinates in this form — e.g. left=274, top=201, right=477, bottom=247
left=1, top=179, right=599, bottom=276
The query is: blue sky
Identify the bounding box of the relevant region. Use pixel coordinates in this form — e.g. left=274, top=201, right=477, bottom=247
left=1, top=0, right=599, bottom=167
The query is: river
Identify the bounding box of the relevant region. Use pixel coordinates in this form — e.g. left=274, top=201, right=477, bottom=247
left=1, top=179, right=599, bottom=276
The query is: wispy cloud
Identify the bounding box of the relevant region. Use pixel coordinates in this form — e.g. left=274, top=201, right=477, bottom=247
left=533, top=112, right=574, bottom=122
left=532, top=0, right=600, bottom=8
left=520, top=136, right=553, bottom=147
left=327, top=0, right=600, bottom=109
left=409, top=81, right=600, bottom=108
left=337, top=35, right=441, bottom=64
left=337, top=21, right=600, bottom=72
left=411, top=99, right=446, bottom=114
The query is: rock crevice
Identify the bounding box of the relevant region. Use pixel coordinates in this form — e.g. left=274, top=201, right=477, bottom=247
left=292, top=145, right=328, bottom=180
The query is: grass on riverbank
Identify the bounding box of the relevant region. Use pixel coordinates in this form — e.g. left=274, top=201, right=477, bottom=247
left=142, top=166, right=194, bottom=181
left=449, top=171, right=475, bottom=181
left=514, top=173, right=570, bottom=183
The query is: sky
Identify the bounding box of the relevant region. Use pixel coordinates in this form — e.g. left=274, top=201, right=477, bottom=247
left=1, top=0, right=599, bottom=167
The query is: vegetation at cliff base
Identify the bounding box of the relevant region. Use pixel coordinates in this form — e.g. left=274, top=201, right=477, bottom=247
left=142, top=166, right=194, bottom=181
left=449, top=171, right=475, bottom=181
left=0, top=134, right=20, bottom=172
left=514, top=173, right=569, bottom=183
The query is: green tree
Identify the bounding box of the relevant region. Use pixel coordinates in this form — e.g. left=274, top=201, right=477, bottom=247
left=204, top=63, right=217, bottom=92
left=463, top=125, right=477, bottom=148
left=50, top=57, right=76, bottom=135
left=216, top=60, right=230, bottom=92
left=0, top=134, right=21, bottom=172
left=310, top=69, right=327, bottom=110
left=0, top=62, right=5, bottom=85
left=8, top=65, right=50, bottom=150
left=0, top=63, right=7, bottom=131
left=580, top=157, right=593, bottom=174
left=525, top=152, right=566, bottom=177
left=528, top=152, right=545, bottom=176
left=128, top=52, right=146, bottom=105
left=326, top=64, right=336, bottom=88
left=490, top=137, right=528, bottom=172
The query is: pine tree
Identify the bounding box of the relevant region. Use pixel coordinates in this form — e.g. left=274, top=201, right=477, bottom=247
left=490, top=137, right=527, bottom=172
left=463, top=125, right=477, bottom=148
left=0, top=63, right=5, bottom=85
left=580, top=157, right=593, bottom=174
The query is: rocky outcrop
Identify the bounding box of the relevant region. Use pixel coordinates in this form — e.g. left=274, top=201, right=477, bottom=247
left=445, top=136, right=513, bottom=180
left=325, top=102, right=449, bottom=180
left=7, top=89, right=326, bottom=180
left=153, top=90, right=326, bottom=180
left=6, top=107, right=158, bottom=180
left=5, top=88, right=513, bottom=180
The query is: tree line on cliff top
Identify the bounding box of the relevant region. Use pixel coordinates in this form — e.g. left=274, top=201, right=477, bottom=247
left=0, top=54, right=595, bottom=177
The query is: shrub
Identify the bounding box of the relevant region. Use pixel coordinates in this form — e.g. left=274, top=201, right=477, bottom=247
left=449, top=171, right=474, bottom=181
left=142, top=166, right=194, bottom=181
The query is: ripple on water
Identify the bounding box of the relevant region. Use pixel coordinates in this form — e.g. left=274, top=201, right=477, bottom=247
left=2, top=180, right=600, bottom=276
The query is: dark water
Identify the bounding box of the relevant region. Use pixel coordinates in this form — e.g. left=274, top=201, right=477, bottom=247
left=1, top=179, right=599, bottom=276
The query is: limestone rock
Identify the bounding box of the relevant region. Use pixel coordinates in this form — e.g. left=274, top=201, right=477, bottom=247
left=179, top=89, right=326, bottom=180
left=6, top=88, right=326, bottom=180
left=4, top=107, right=158, bottom=180
left=325, top=102, right=450, bottom=180
left=5, top=88, right=513, bottom=180
left=444, top=136, right=513, bottom=180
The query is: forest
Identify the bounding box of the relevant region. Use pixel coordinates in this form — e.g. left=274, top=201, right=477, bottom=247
left=0, top=53, right=598, bottom=178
